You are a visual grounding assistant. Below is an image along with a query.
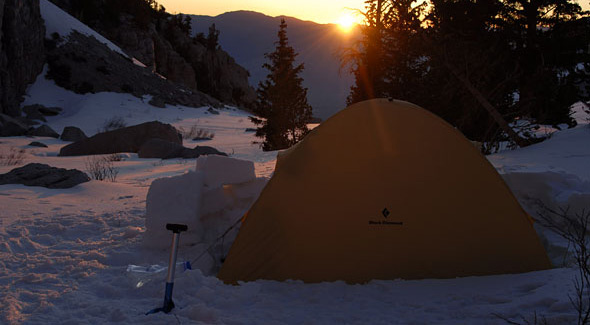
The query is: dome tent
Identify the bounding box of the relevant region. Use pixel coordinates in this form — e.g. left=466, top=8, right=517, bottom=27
left=218, top=99, right=551, bottom=284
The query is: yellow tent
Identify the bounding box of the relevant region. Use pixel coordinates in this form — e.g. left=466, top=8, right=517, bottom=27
left=218, top=99, right=551, bottom=284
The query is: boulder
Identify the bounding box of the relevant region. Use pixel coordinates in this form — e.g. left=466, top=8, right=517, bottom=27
left=22, top=104, right=62, bottom=117
left=60, top=126, right=87, bottom=142
left=22, top=105, right=47, bottom=122
left=138, top=138, right=185, bottom=159
left=37, top=106, right=62, bottom=116
left=59, top=121, right=181, bottom=156
left=138, top=138, right=227, bottom=159
left=148, top=96, right=166, bottom=108
left=15, top=116, right=40, bottom=126
left=28, top=124, right=59, bottom=138
left=207, top=107, right=220, bottom=115
left=193, top=146, right=227, bottom=157
left=28, top=141, right=48, bottom=148
left=0, top=163, right=90, bottom=189
left=0, top=113, right=28, bottom=136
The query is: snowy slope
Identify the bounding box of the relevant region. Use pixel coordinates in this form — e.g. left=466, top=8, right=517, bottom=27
left=489, top=126, right=590, bottom=181
left=39, top=0, right=128, bottom=57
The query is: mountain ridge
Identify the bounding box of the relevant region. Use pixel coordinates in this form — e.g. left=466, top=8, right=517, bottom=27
left=191, top=10, right=359, bottom=119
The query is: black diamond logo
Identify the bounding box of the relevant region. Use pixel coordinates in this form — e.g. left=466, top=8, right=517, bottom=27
left=382, top=208, right=390, bottom=218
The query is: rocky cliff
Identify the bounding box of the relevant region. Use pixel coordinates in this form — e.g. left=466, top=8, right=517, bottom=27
left=0, top=0, right=46, bottom=117
left=45, top=31, right=219, bottom=108
left=48, top=0, right=256, bottom=109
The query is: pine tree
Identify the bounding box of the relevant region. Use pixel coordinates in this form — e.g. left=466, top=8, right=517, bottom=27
left=345, top=0, right=427, bottom=105
left=251, top=19, right=313, bottom=151
left=346, top=0, right=389, bottom=105
left=500, top=0, right=587, bottom=125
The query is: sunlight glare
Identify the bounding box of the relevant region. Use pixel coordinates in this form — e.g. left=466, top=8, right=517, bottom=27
left=337, top=13, right=356, bottom=32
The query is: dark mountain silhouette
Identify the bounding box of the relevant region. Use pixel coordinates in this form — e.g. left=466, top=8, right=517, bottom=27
left=191, top=11, right=358, bottom=119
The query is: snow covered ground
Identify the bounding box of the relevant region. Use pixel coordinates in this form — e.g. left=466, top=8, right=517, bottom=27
left=3, top=68, right=590, bottom=323
left=2, top=3, right=590, bottom=323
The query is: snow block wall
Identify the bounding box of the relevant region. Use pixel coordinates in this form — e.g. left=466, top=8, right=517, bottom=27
left=144, top=156, right=267, bottom=275
left=196, top=154, right=256, bottom=188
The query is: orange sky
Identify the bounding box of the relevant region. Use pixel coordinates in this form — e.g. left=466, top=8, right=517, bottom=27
left=156, top=0, right=368, bottom=24
left=157, top=0, right=590, bottom=25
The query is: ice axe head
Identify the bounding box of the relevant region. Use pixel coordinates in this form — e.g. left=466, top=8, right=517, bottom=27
left=166, top=223, right=187, bottom=233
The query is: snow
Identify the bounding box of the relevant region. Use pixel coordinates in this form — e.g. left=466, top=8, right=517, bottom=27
left=39, top=0, right=129, bottom=57
left=489, top=126, right=590, bottom=181
left=3, top=96, right=590, bottom=324
left=144, top=171, right=205, bottom=250
left=196, top=155, right=256, bottom=188
left=4, top=8, right=590, bottom=319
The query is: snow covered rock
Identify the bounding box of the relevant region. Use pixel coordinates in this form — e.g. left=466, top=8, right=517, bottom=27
left=196, top=155, right=256, bottom=188
left=0, top=163, right=90, bottom=189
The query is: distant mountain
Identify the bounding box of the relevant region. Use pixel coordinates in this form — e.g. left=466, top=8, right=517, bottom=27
left=191, top=11, right=359, bottom=119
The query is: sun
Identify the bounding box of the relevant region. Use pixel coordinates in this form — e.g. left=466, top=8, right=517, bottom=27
left=337, top=13, right=357, bottom=32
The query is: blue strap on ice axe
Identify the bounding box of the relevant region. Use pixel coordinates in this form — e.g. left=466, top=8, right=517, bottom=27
left=146, top=223, right=188, bottom=315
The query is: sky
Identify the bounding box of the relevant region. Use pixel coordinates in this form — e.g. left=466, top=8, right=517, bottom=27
left=158, top=0, right=590, bottom=25
left=156, top=0, right=368, bottom=24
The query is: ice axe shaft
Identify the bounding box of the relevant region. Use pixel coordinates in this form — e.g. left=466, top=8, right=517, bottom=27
left=146, top=223, right=187, bottom=315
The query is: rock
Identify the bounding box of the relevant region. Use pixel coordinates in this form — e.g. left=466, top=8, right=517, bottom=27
left=193, top=146, right=227, bottom=157
left=22, top=104, right=62, bottom=118
left=28, top=141, right=48, bottom=148
left=27, top=124, right=59, bottom=138
left=41, top=3, right=254, bottom=108
left=45, top=31, right=219, bottom=108
left=59, top=121, right=181, bottom=156
left=153, top=35, right=198, bottom=90
left=148, top=96, right=166, bottom=108
left=138, top=138, right=227, bottom=159
left=0, top=0, right=45, bottom=117
left=22, top=105, right=47, bottom=122
left=15, top=116, right=40, bottom=127
left=37, top=106, right=62, bottom=116
left=207, top=107, right=220, bottom=115
left=138, top=138, right=185, bottom=159
left=0, top=163, right=90, bottom=189
left=0, top=113, right=28, bottom=136
left=60, top=126, right=87, bottom=142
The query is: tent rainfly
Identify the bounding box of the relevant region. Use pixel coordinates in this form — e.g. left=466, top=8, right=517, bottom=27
left=218, top=99, right=551, bottom=284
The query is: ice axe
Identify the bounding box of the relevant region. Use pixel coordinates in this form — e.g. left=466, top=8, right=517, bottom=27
left=146, top=223, right=187, bottom=315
